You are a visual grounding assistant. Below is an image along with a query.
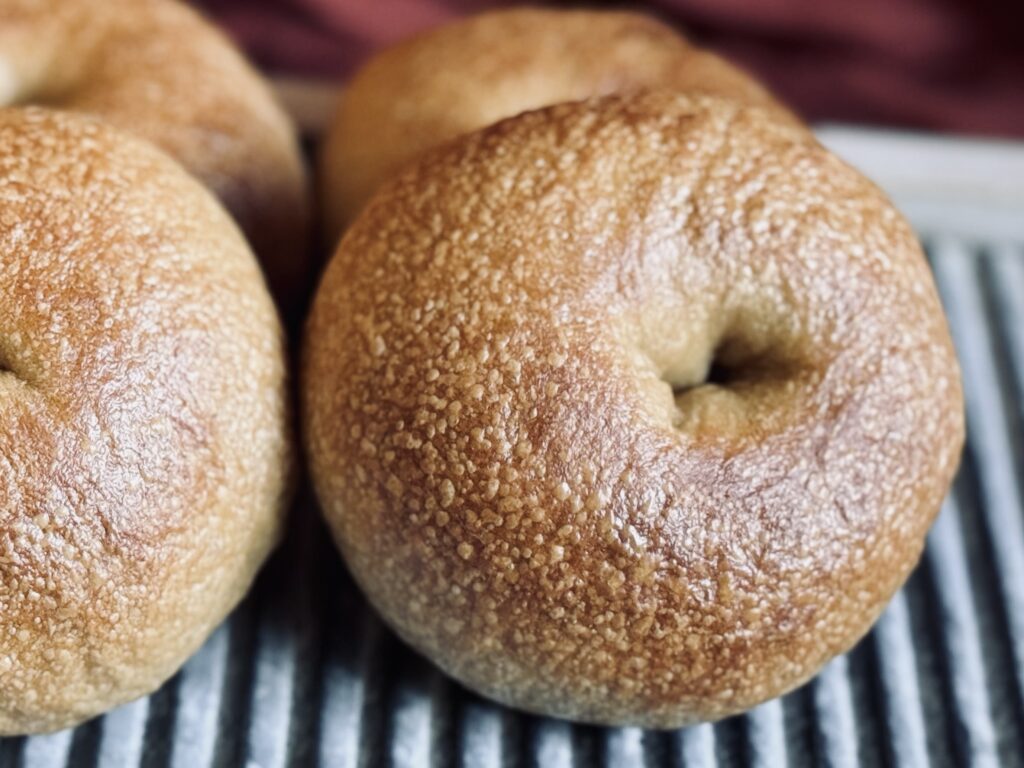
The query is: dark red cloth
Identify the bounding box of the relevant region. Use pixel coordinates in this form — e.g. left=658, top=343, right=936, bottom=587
left=197, top=0, right=1024, bottom=137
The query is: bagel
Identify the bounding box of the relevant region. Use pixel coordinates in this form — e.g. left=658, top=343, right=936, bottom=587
left=321, top=7, right=795, bottom=238
left=0, top=108, right=292, bottom=735
left=303, top=92, right=964, bottom=727
left=0, top=0, right=309, bottom=308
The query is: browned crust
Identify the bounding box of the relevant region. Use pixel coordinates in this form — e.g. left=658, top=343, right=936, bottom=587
left=303, top=92, right=964, bottom=727
left=0, top=108, right=292, bottom=735
left=320, top=7, right=797, bottom=239
left=0, top=0, right=310, bottom=309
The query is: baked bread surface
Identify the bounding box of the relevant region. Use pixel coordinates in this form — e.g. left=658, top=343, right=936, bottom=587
left=0, top=108, right=292, bottom=735
left=305, top=92, right=964, bottom=727
left=0, top=0, right=310, bottom=306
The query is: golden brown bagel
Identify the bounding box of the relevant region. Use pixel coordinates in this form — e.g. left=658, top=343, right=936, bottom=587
left=0, top=108, right=292, bottom=735
left=321, top=7, right=794, bottom=238
left=0, top=0, right=309, bottom=309
left=304, top=92, right=964, bottom=727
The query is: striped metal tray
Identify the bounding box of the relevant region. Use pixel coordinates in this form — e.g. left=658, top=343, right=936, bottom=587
left=1, top=126, right=1022, bottom=768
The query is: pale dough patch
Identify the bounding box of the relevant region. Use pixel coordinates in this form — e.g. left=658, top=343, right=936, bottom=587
left=0, top=57, right=18, bottom=106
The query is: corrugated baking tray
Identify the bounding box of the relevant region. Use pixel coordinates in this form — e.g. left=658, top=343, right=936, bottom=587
left=1, top=119, right=1022, bottom=767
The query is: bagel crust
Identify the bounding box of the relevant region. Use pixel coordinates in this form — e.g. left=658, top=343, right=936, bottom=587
left=0, top=0, right=309, bottom=307
left=321, top=8, right=795, bottom=238
left=0, top=108, right=292, bottom=735
left=304, top=93, right=964, bottom=727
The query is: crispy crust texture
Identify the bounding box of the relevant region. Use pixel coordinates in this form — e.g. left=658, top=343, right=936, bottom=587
left=320, top=7, right=796, bottom=238
left=304, top=92, right=964, bottom=727
left=0, top=0, right=310, bottom=307
left=0, top=108, right=292, bottom=735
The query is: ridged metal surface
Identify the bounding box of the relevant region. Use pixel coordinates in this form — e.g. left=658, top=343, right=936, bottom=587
left=1, top=193, right=1022, bottom=768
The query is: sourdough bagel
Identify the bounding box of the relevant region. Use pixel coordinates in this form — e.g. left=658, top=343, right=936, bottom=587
left=0, top=0, right=309, bottom=308
left=321, top=7, right=794, bottom=238
left=0, top=108, right=291, bottom=735
left=304, top=92, right=964, bottom=727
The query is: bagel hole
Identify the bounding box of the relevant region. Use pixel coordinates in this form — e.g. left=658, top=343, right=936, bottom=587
left=667, top=340, right=802, bottom=425
left=6, top=90, right=63, bottom=110
left=670, top=342, right=755, bottom=396
left=0, top=66, right=68, bottom=110
left=703, top=358, right=737, bottom=388
left=0, top=342, right=23, bottom=382
left=667, top=342, right=794, bottom=403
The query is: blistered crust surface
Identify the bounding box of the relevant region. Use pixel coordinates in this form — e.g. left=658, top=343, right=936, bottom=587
left=304, top=93, right=964, bottom=727
left=321, top=7, right=795, bottom=237
left=0, top=0, right=310, bottom=306
left=0, top=109, right=292, bottom=735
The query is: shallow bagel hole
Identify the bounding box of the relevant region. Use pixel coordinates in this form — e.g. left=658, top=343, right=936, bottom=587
left=697, top=357, right=737, bottom=389
left=658, top=336, right=806, bottom=434
left=0, top=344, right=26, bottom=385
left=0, top=59, right=71, bottom=111
left=4, top=89, right=68, bottom=111
left=668, top=341, right=764, bottom=398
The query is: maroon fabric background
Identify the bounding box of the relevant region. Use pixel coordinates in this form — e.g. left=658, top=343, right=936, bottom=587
left=196, top=0, right=1024, bottom=137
